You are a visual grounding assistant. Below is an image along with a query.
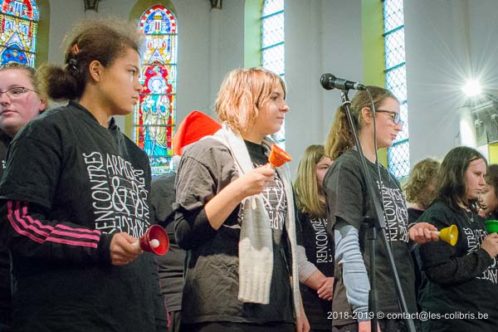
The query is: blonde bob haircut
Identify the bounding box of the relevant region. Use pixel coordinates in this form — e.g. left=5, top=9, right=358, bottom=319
left=215, top=67, right=286, bottom=134
left=294, top=145, right=328, bottom=218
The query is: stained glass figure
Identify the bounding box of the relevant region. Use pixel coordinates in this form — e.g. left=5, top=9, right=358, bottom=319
left=135, top=5, right=177, bottom=175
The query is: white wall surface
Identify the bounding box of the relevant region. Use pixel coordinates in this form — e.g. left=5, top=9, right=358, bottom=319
left=405, top=0, right=498, bottom=164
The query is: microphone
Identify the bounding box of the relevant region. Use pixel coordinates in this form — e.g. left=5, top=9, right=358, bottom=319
left=320, top=73, right=366, bottom=91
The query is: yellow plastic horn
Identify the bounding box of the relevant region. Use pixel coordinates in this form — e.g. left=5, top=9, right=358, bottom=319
left=436, top=225, right=458, bottom=246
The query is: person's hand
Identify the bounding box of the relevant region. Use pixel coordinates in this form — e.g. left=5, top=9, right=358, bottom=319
left=236, top=164, right=275, bottom=199
left=110, top=232, right=142, bottom=266
left=296, top=306, right=310, bottom=332
left=358, top=320, right=381, bottom=332
left=481, top=233, right=498, bottom=258
left=317, top=277, right=334, bottom=301
left=409, top=222, right=439, bottom=244
left=478, top=195, right=488, bottom=217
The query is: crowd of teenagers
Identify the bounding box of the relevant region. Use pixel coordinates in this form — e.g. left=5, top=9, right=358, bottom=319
left=0, top=18, right=498, bottom=332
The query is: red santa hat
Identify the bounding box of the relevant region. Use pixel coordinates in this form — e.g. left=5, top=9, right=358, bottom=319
left=173, top=110, right=221, bottom=155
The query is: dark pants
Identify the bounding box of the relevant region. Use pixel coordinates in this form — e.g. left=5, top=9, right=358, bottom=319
left=181, top=321, right=295, bottom=332
left=332, top=319, right=409, bottom=332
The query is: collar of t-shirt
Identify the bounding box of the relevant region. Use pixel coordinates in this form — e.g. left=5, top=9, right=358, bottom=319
left=244, top=140, right=268, bottom=166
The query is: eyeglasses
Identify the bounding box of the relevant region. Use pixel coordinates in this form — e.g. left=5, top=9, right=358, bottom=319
left=376, top=109, right=404, bottom=126
left=0, top=87, right=34, bottom=99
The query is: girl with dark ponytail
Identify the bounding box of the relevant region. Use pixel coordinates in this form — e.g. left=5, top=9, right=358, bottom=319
left=0, top=19, right=167, bottom=331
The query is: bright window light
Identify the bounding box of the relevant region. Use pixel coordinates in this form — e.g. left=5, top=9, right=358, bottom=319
left=462, top=79, right=483, bottom=97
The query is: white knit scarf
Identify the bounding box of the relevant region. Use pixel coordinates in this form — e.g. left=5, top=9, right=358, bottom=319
left=212, top=124, right=302, bottom=319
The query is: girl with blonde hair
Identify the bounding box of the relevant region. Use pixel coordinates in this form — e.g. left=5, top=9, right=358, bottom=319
left=175, top=67, right=309, bottom=332
left=0, top=62, right=47, bottom=331
left=294, top=144, right=334, bottom=331
left=403, top=158, right=441, bottom=222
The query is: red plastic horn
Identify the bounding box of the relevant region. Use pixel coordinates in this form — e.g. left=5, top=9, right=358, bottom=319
left=138, top=225, right=169, bottom=256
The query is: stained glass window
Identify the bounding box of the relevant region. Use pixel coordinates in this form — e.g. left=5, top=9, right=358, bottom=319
left=0, top=0, right=39, bottom=66
left=261, top=0, right=285, bottom=146
left=135, top=5, right=177, bottom=175
left=383, top=0, right=409, bottom=179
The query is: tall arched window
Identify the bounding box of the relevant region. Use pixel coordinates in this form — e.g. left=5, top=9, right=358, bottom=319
left=261, top=0, right=285, bottom=146
left=0, top=0, right=39, bottom=66
left=383, top=0, right=409, bottom=179
left=135, top=5, right=177, bottom=176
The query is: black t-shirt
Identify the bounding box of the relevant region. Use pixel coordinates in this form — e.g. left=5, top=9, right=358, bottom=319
left=151, top=173, right=185, bottom=312
left=408, top=207, right=424, bottom=302
left=298, top=210, right=333, bottom=330
left=0, top=102, right=166, bottom=331
left=0, top=131, right=11, bottom=326
left=0, top=131, right=9, bottom=173
left=174, top=137, right=294, bottom=325
left=418, top=201, right=498, bottom=331
left=407, top=207, right=424, bottom=224
left=244, top=140, right=286, bottom=244
left=324, top=149, right=416, bottom=325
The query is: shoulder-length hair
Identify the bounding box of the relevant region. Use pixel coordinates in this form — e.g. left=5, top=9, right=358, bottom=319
left=437, top=146, right=486, bottom=212
left=215, top=67, right=286, bottom=134
left=403, top=158, right=440, bottom=207
left=294, top=145, right=328, bottom=218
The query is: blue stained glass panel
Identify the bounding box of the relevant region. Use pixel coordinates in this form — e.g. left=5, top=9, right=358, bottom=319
left=0, top=0, right=39, bottom=66
left=136, top=5, right=177, bottom=175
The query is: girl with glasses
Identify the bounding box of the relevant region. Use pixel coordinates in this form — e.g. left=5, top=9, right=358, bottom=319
left=323, top=86, right=437, bottom=332
left=0, top=62, right=47, bottom=332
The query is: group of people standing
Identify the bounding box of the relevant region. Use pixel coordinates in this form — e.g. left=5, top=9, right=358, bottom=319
left=0, top=17, right=498, bottom=332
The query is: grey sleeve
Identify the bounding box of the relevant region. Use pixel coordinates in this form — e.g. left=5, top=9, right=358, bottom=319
left=174, top=140, right=237, bottom=250
left=335, top=220, right=371, bottom=321
left=296, top=244, right=319, bottom=282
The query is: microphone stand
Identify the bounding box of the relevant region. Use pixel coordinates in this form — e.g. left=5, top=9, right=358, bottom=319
left=339, top=90, right=416, bottom=332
